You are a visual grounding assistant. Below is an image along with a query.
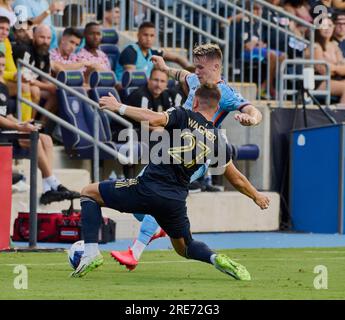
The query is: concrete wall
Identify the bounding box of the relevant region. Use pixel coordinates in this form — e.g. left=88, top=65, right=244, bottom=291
left=221, top=104, right=271, bottom=191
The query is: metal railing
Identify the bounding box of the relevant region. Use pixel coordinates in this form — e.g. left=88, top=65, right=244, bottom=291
left=16, top=59, right=136, bottom=182
left=41, top=0, right=330, bottom=106
left=119, top=0, right=317, bottom=103
left=279, top=59, right=331, bottom=108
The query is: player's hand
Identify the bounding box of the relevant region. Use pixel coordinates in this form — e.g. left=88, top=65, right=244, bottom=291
left=253, top=193, right=270, bottom=210
left=151, top=55, right=169, bottom=73
left=99, top=92, right=121, bottom=112
left=234, top=113, right=258, bottom=126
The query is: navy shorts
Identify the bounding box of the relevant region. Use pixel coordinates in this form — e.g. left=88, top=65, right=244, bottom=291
left=99, top=179, right=192, bottom=241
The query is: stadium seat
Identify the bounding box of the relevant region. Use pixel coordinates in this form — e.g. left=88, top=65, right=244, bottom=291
left=56, top=71, right=134, bottom=160
left=100, top=43, right=120, bottom=71
left=101, top=28, right=119, bottom=45
left=88, top=71, right=121, bottom=140
left=120, top=71, right=148, bottom=102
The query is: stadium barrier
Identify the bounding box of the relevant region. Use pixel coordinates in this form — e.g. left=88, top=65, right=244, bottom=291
left=0, top=144, right=12, bottom=250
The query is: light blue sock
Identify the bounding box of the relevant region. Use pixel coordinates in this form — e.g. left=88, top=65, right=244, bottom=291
left=137, top=214, right=160, bottom=245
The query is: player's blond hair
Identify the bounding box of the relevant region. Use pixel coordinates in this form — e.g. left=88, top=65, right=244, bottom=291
left=193, top=43, right=223, bottom=61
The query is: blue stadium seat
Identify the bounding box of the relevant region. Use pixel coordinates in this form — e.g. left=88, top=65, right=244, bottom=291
left=120, top=71, right=148, bottom=102
left=88, top=71, right=121, bottom=139
left=101, top=28, right=119, bottom=45
left=56, top=71, right=129, bottom=160
left=100, top=43, right=120, bottom=71
left=99, top=28, right=120, bottom=72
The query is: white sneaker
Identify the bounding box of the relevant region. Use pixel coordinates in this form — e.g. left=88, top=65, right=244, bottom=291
left=70, top=254, right=104, bottom=278
left=12, top=180, right=30, bottom=193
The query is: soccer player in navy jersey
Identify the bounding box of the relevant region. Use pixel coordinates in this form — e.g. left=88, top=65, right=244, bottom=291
left=111, top=44, right=263, bottom=270
left=71, top=84, right=269, bottom=280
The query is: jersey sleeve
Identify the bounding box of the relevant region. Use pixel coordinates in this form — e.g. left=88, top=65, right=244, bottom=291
left=219, top=84, right=250, bottom=112
left=164, top=107, right=186, bottom=130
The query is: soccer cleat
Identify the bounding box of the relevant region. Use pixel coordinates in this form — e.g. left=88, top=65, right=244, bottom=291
left=148, top=228, right=167, bottom=244
left=111, top=248, right=138, bottom=271
left=214, top=254, right=251, bottom=281
left=70, top=254, right=104, bottom=278
left=57, top=185, right=81, bottom=200
left=40, top=189, right=65, bottom=205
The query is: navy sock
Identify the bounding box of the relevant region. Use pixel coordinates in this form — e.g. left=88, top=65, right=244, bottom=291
left=185, top=240, right=215, bottom=264
left=80, top=196, right=102, bottom=243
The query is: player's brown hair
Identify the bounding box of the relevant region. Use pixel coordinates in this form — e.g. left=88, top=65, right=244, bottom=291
left=195, top=83, right=221, bottom=109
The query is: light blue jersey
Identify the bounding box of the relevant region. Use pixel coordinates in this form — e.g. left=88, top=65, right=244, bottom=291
left=134, top=73, right=252, bottom=245
left=184, top=74, right=250, bottom=128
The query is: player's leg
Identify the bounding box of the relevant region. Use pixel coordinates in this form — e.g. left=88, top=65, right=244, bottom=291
left=71, top=183, right=105, bottom=278
left=158, top=200, right=251, bottom=281
left=113, top=165, right=209, bottom=270
left=170, top=235, right=251, bottom=281
left=111, top=214, right=163, bottom=270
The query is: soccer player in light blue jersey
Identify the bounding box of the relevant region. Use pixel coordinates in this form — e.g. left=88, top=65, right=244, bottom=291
left=111, top=44, right=263, bottom=270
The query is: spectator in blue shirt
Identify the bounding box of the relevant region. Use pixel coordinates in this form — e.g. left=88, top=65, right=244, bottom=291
left=12, top=0, right=64, bottom=49
left=115, top=21, right=193, bottom=82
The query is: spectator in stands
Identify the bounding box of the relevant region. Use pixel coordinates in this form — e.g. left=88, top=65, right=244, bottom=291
left=233, top=2, right=285, bottom=98
left=116, top=21, right=193, bottom=81
left=103, top=1, right=120, bottom=29
left=12, top=19, right=34, bottom=46
left=0, top=0, right=17, bottom=26
left=310, top=0, right=334, bottom=21
left=0, top=51, right=80, bottom=204
left=13, top=24, right=57, bottom=123
left=284, top=0, right=313, bottom=36
left=50, top=27, right=93, bottom=75
left=75, top=22, right=111, bottom=82
left=126, top=68, right=173, bottom=112
left=333, top=12, right=345, bottom=57
left=62, top=3, right=83, bottom=27
left=12, top=0, right=63, bottom=49
left=0, top=16, right=39, bottom=121
left=314, top=17, right=345, bottom=104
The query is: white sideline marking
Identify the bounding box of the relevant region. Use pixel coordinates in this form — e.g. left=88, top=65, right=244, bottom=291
left=1, top=256, right=345, bottom=267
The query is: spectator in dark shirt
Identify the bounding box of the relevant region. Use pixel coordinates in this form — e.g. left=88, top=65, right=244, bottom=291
left=126, top=68, right=173, bottom=112
left=333, top=12, right=345, bottom=57
left=0, top=50, right=80, bottom=204
left=13, top=24, right=57, bottom=123
left=115, top=21, right=193, bottom=81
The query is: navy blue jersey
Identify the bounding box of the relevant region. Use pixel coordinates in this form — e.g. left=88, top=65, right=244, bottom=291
left=140, top=107, right=232, bottom=200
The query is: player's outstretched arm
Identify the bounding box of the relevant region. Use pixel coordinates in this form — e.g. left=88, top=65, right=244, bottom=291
left=223, top=161, right=270, bottom=210
left=99, top=93, right=168, bottom=127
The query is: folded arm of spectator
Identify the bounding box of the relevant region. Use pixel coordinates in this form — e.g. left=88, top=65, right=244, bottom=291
left=30, top=79, right=56, bottom=94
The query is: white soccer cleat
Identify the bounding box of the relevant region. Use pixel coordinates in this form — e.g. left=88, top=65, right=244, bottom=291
left=70, top=254, right=104, bottom=278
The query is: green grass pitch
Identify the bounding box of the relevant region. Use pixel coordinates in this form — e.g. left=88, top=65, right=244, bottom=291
left=1, top=247, right=344, bottom=300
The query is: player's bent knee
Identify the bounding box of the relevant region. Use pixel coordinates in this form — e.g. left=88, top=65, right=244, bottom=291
left=81, top=183, right=103, bottom=204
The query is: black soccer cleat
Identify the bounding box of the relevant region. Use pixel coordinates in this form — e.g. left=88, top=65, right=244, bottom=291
left=40, top=189, right=65, bottom=205
left=57, top=185, right=81, bottom=200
